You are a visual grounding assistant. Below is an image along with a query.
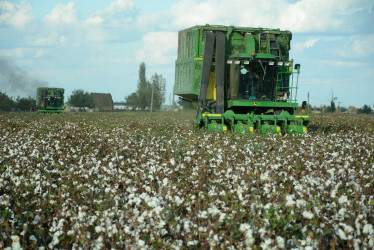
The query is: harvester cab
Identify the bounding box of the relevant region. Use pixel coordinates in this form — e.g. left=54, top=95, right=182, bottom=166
left=174, top=25, right=309, bottom=134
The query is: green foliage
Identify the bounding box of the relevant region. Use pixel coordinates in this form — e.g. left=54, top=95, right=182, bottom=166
left=124, top=92, right=138, bottom=110
left=125, top=62, right=166, bottom=111
left=0, top=91, right=37, bottom=111
left=0, top=91, right=14, bottom=111
left=357, top=104, right=372, bottom=114
left=68, top=89, right=94, bottom=108
left=137, top=62, right=151, bottom=110
left=150, top=73, right=166, bottom=111
left=15, top=96, right=37, bottom=111
left=327, top=100, right=336, bottom=113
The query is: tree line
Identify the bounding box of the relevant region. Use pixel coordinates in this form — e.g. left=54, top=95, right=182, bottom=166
left=125, top=62, right=166, bottom=111
left=0, top=91, right=37, bottom=111
left=0, top=62, right=167, bottom=112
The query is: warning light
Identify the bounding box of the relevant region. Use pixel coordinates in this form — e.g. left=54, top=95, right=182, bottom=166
left=251, top=51, right=255, bottom=57
left=302, top=109, right=305, bottom=113
left=178, top=96, right=182, bottom=100
left=200, top=107, right=204, bottom=111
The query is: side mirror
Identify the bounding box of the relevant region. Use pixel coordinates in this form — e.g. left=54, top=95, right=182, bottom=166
left=295, top=64, right=300, bottom=70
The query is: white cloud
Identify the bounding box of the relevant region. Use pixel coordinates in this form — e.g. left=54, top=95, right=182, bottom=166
left=85, top=16, right=104, bottom=26
left=32, top=33, right=59, bottom=46
left=322, top=60, right=368, bottom=68
left=294, top=38, right=320, bottom=51
left=45, top=2, right=78, bottom=25
left=157, top=0, right=371, bottom=33
left=0, top=47, right=38, bottom=59
left=85, top=0, right=136, bottom=27
left=353, top=35, right=374, bottom=57
left=136, top=32, right=178, bottom=65
left=305, top=39, right=320, bottom=48
left=0, top=1, right=33, bottom=29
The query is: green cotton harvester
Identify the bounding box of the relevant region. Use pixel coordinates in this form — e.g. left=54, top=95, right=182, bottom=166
left=174, top=25, right=309, bottom=134
left=36, top=87, right=65, bottom=114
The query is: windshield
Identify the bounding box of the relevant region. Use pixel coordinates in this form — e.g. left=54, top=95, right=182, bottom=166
left=229, top=61, right=276, bottom=101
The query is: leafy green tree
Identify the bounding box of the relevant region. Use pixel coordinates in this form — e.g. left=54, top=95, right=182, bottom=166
left=357, top=104, right=372, bottom=114
left=68, top=89, right=94, bottom=108
left=150, top=73, right=166, bottom=111
left=15, top=96, right=36, bottom=111
left=126, top=62, right=166, bottom=111
left=328, top=100, right=336, bottom=113
left=125, top=92, right=138, bottom=109
left=136, top=62, right=152, bottom=110
left=0, top=91, right=14, bottom=111
left=327, top=91, right=337, bottom=113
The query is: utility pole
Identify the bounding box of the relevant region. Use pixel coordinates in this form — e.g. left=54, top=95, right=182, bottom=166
left=150, top=81, right=154, bottom=112
left=307, top=92, right=310, bottom=114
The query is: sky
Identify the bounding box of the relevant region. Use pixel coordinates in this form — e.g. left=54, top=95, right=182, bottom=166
left=0, top=0, right=373, bottom=108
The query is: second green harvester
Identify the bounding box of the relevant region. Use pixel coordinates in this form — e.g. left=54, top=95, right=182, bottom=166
left=174, top=25, right=309, bottom=134
left=36, top=87, right=65, bottom=114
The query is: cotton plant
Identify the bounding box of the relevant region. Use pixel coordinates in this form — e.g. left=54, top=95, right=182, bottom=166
left=0, top=112, right=373, bottom=248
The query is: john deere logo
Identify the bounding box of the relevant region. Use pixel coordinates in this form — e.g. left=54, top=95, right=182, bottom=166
left=253, top=102, right=257, bottom=106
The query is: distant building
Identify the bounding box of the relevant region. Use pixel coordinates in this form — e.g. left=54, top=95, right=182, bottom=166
left=113, top=102, right=126, bottom=110
left=90, top=93, right=113, bottom=111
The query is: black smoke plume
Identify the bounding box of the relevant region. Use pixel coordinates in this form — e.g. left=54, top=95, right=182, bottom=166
left=0, top=57, right=48, bottom=98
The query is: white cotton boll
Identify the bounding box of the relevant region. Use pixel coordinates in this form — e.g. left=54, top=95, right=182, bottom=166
left=237, top=188, right=243, bottom=201
left=162, top=178, right=168, bottom=187
left=187, top=240, right=198, bottom=246
left=331, top=190, right=337, bottom=198
left=296, top=199, right=306, bottom=208
left=261, top=238, right=273, bottom=249
left=11, top=235, right=21, bottom=250
left=302, top=211, right=314, bottom=219
left=29, top=235, right=37, bottom=242
left=276, top=236, right=285, bottom=249
left=260, top=171, right=270, bottom=181
left=184, top=156, right=192, bottom=163
left=48, top=235, right=60, bottom=249
left=338, top=195, right=349, bottom=205
left=33, top=215, right=40, bottom=225
left=363, top=224, right=374, bottom=235
left=170, top=158, right=175, bottom=166
left=240, top=223, right=254, bottom=246
left=147, top=197, right=160, bottom=208
left=219, top=213, right=226, bottom=223
left=158, top=220, right=166, bottom=229
left=138, top=240, right=145, bottom=247
left=264, top=203, right=272, bottom=210
left=184, top=221, right=190, bottom=233
left=54, top=230, right=63, bottom=237
left=174, top=196, right=184, bottom=206
left=354, top=239, right=361, bottom=250
left=67, top=230, right=74, bottom=236
left=137, top=215, right=144, bottom=224
left=338, top=228, right=347, bottom=240
left=208, top=205, right=220, bottom=216
left=95, top=226, right=105, bottom=233
left=198, top=211, right=208, bottom=219
left=285, top=195, right=296, bottom=207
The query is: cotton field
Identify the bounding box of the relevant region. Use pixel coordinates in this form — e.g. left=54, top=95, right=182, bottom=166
left=0, top=112, right=373, bottom=249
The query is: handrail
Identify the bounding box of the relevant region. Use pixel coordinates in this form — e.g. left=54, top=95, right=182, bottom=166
left=275, top=68, right=300, bottom=103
